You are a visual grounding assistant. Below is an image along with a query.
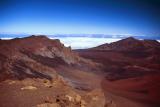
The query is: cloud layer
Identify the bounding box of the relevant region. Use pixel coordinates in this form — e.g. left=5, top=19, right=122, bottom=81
left=52, top=37, right=120, bottom=49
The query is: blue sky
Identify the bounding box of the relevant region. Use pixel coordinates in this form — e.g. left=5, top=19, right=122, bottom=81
left=0, top=0, right=160, bottom=36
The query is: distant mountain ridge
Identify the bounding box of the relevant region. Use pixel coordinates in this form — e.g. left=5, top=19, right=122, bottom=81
left=92, top=37, right=160, bottom=51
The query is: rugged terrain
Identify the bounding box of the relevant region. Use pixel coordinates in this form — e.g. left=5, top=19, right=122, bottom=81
left=0, top=35, right=106, bottom=107
left=76, top=37, right=160, bottom=107
left=0, top=36, right=160, bottom=107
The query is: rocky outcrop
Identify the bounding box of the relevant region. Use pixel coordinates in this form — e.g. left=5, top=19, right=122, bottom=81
left=0, top=35, right=99, bottom=81
left=1, top=76, right=106, bottom=107
left=0, top=35, right=106, bottom=107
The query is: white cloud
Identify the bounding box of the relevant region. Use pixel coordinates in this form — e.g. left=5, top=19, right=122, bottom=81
left=0, top=37, right=12, bottom=40
left=52, top=37, right=120, bottom=49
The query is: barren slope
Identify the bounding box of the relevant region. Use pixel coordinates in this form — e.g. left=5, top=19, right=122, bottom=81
left=0, top=35, right=106, bottom=107
left=76, top=37, right=160, bottom=107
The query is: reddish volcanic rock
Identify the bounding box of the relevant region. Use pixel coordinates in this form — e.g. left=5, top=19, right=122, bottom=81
left=92, top=37, right=160, bottom=51
left=1, top=36, right=160, bottom=107
left=0, top=35, right=99, bottom=82
left=0, top=35, right=106, bottom=107
left=76, top=37, right=160, bottom=107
